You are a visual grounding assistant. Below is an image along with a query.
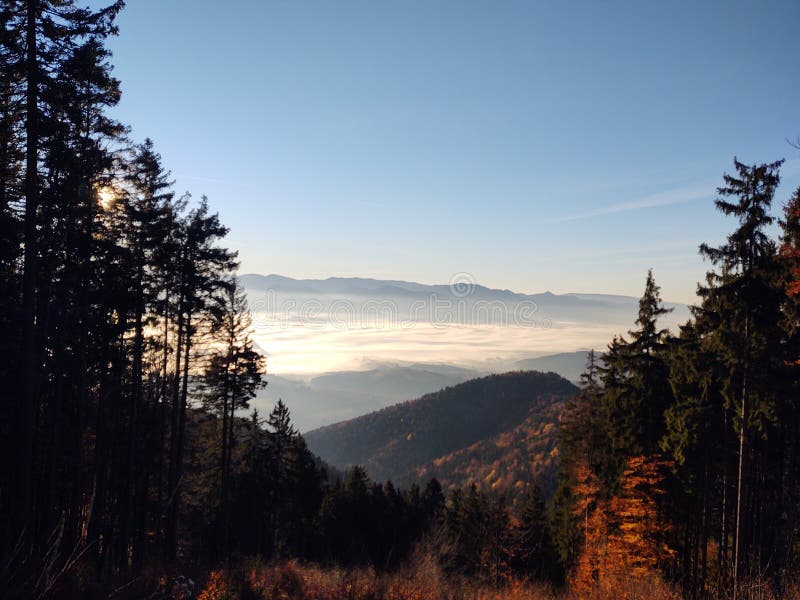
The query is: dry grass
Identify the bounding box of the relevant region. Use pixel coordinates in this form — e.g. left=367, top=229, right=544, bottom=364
left=194, top=556, right=800, bottom=600
left=44, top=552, right=798, bottom=598
left=195, top=555, right=687, bottom=600
left=197, top=557, right=559, bottom=600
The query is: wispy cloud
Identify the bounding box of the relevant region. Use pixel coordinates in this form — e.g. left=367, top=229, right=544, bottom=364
left=551, top=182, right=713, bottom=223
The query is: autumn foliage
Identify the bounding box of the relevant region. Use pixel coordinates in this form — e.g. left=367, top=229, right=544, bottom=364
left=197, top=570, right=233, bottom=600
left=571, top=456, right=675, bottom=596
left=196, top=559, right=561, bottom=600
left=785, top=197, right=800, bottom=297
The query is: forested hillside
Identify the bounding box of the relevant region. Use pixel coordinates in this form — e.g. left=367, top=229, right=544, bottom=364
left=549, top=162, right=800, bottom=598
left=304, top=371, right=577, bottom=484
left=414, top=398, right=563, bottom=500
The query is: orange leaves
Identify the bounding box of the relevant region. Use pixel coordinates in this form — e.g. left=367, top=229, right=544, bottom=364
left=197, top=570, right=231, bottom=600
left=780, top=198, right=800, bottom=297
left=570, top=456, right=675, bottom=595
left=789, top=269, right=800, bottom=297
left=201, top=560, right=558, bottom=600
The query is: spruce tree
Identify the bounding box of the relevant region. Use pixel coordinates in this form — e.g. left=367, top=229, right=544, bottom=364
left=516, top=483, right=559, bottom=582
left=776, top=185, right=800, bottom=579
left=662, top=321, right=726, bottom=594
left=165, top=198, right=237, bottom=558
left=696, top=158, right=786, bottom=592
left=551, top=350, right=607, bottom=571
left=604, top=271, right=674, bottom=462
left=560, top=349, right=612, bottom=480
left=201, top=276, right=265, bottom=554
left=8, top=0, right=125, bottom=573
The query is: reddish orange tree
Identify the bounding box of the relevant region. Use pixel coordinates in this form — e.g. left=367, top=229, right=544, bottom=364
left=571, top=464, right=606, bottom=594
left=571, top=456, right=675, bottom=594
left=607, top=456, right=675, bottom=579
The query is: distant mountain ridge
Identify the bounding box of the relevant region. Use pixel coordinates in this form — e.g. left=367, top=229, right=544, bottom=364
left=240, top=273, right=526, bottom=299
left=253, top=362, right=481, bottom=433
left=513, top=351, right=602, bottom=383
left=240, top=273, right=679, bottom=305
left=240, top=273, right=691, bottom=327
left=303, top=371, right=578, bottom=490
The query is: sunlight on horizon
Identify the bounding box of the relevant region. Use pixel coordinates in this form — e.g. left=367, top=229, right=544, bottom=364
left=250, top=315, right=683, bottom=376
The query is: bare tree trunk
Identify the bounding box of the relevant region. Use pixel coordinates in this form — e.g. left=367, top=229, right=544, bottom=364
left=219, top=385, right=229, bottom=553
left=124, top=249, right=145, bottom=569
left=171, top=315, right=192, bottom=557
left=157, top=300, right=169, bottom=536
left=222, top=367, right=238, bottom=555
left=733, top=312, right=749, bottom=600
left=19, top=0, right=39, bottom=550
left=720, top=405, right=729, bottom=589
left=165, top=305, right=184, bottom=559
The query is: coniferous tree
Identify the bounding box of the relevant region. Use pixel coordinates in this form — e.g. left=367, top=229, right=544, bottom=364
left=661, top=321, right=726, bottom=595
left=696, top=159, right=786, bottom=591
left=422, top=477, right=445, bottom=526
left=165, top=197, right=237, bottom=558
left=515, top=483, right=559, bottom=582
left=8, top=0, right=126, bottom=577
left=551, top=350, right=606, bottom=570
left=777, top=185, right=800, bottom=578
left=560, top=349, right=611, bottom=481
left=603, top=271, right=674, bottom=464
left=0, top=0, right=24, bottom=559
left=483, top=494, right=513, bottom=587
left=201, top=276, right=265, bottom=554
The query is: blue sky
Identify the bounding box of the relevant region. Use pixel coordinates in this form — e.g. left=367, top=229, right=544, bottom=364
left=105, top=0, right=800, bottom=304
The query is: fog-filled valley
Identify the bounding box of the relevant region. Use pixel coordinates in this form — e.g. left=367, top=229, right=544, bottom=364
left=244, top=274, right=688, bottom=430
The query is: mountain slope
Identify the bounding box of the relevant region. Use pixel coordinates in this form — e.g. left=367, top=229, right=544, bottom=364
left=414, top=401, right=564, bottom=497
left=303, top=371, right=578, bottom=485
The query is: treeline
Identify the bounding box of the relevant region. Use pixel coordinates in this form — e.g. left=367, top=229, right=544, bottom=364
left=0, top=0, right=268, bottom=593
left=553, top=159, right=800, bottom=598
left=175, top=399, right=559, bottom=586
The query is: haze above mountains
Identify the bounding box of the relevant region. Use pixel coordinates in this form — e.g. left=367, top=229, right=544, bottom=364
left=243, top=274, right=689, bottom=431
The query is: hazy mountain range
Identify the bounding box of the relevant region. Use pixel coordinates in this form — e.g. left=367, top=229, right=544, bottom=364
left=243, top=274, right=688, bottom=430
left=241, top=274, right=690, bottom=325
